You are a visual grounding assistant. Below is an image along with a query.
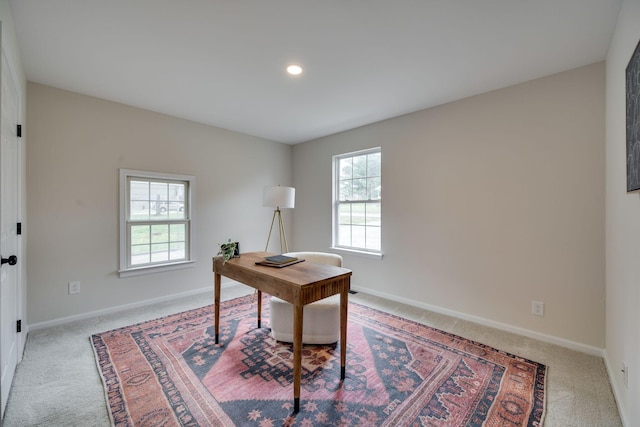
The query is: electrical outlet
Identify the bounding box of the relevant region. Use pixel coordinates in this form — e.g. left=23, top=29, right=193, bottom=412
left=68, top=281, right=81, bottom=295
left=622, top=362, right=628, bottom=388
left=531, top=301, right=544, bottom=317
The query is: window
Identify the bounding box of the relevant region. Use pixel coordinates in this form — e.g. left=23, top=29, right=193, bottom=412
left=333, top=148, right=381, bottom=255
left=119, top=169, right=195, bottom=277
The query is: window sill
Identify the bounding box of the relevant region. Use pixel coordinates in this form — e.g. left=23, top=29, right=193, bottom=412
left=330, top=247, right=384, bottom=260
left=119, top=260, right=196, bottom=278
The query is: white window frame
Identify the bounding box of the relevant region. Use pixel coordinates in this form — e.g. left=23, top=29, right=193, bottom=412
left=331, top=147, right=383, bottom=259
left=118, top=169, right=196, bottom=278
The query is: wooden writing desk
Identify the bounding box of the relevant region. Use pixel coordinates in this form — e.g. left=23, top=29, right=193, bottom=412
left=213, top=251, right=352, bottom=413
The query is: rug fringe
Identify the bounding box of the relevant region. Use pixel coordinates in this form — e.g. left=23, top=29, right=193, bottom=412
left=89, top=334, right=117, bottom=427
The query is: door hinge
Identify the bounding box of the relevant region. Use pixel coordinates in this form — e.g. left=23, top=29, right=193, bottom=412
left=17, top=222, right=21, bottom=235
left=16, top=320, right=22, bottom=333
left=16, top=124, right=21, bottom=138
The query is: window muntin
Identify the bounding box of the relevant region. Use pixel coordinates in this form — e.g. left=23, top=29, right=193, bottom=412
left=334, top=148, right=381, bottom=252
left=119, top=170, right=195, bottom=276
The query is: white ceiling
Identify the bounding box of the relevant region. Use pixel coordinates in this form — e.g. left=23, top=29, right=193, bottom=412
left=10, top=0, right=622, bottom=144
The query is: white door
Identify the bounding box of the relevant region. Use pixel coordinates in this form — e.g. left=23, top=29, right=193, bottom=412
left=0, top=47, right=20, bottom=417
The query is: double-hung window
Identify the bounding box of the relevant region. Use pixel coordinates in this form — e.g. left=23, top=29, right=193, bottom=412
left=333, top=148, right=382, bottom=256
left=119, top=169, right=195, bottom=277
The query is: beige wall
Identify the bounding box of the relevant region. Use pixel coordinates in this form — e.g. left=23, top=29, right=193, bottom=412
left=293, top=63, right=605, bottom=350
left=606, top=0, right=640, bottom=424
left=26, top=83, right=292, bottom=325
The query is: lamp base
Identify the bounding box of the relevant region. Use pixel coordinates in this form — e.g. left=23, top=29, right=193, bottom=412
left=265, top=208, right=289, bottom=254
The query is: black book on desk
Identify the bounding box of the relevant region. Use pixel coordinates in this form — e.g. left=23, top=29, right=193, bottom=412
left=265, top=255, right=297, bottom=264
left=255, top=255, right=305, bottom=268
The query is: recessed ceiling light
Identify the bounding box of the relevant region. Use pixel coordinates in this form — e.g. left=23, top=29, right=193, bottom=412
left=286, top=64, right=303, bottom=75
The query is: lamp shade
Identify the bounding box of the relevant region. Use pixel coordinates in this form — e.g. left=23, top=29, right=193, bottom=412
left=263, top=186, right=295, bottom=209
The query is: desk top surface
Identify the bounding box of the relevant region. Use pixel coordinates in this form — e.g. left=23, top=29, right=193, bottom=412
left=213, top=251, right=352, bottom=287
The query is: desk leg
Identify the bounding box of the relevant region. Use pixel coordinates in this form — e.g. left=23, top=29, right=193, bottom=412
left=214, top=273, right=221, bottom=344
left=340, top=281, right=348, bottom=380
left=293, top=302, right=303, bottom=413
left=257, top=290, right=262, bottom=329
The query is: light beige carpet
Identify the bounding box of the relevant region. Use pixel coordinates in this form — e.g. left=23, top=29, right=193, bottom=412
left=3, top=285, right=622, bottom=426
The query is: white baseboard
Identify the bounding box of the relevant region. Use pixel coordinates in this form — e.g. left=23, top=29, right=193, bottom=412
left=27, top=279, right=241, bottom=332
left=28, top=280, right=605, bottom=359
left=350, top=285, right=605, bottom=357
left=603, top=351, right=630, bottom=427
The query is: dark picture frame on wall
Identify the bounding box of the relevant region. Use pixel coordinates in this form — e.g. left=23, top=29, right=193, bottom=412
left=626, top=38, right=640, bottom=192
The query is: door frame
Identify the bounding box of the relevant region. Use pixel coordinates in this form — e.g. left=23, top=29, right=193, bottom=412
left=0, top=32, right=26, bottom=417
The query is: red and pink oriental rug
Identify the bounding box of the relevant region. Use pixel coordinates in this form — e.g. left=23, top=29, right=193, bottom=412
left=91, top=295, right=546, bottom=426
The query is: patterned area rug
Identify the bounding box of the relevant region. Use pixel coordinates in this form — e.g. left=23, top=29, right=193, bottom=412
left=91, top=295, right=546, bottom=426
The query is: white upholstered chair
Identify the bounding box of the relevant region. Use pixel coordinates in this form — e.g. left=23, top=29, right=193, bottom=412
left=269, top=252, right=343, bottom=344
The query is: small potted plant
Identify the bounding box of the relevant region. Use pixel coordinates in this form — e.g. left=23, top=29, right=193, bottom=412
left=217, top=239, right=239, bottom=264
